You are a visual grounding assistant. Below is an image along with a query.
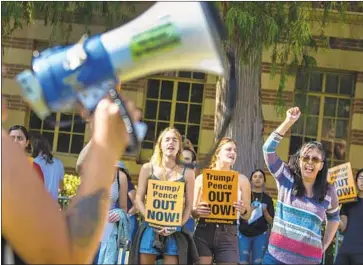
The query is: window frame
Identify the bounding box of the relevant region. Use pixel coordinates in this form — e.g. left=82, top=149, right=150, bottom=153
left=140, top=71, right=206, bottom=160
left=290, top=69, right=355, bottom=167
left=26, top=111, right=88, bottom=157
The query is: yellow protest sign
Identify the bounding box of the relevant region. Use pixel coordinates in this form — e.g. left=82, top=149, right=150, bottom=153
left=327, top=162, right=358, bottom=204
left=202, top=169, right=239, bottom=224
left=145, top=179, right=184, bottom=227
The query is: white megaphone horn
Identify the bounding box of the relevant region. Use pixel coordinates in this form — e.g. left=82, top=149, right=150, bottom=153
left=101, top=1, right=227, bottom=82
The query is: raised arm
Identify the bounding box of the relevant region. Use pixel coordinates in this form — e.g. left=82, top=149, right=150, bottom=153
left=263, top=107, right=301, bottom=183
left=2, top=98, right=131, bottom=264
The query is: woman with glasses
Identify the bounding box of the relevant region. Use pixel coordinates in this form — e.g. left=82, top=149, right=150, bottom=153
left=192, top=137, right=251, bottom=264
left=8, top=125, right=44, bottom=183
left=262, top=107, right=340, bottom=265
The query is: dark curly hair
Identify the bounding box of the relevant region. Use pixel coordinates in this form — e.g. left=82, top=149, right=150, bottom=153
left=288, top=141, right=328, bottom=202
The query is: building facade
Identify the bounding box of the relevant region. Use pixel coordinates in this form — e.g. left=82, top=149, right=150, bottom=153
left=2, top=5, right=363, bottom=197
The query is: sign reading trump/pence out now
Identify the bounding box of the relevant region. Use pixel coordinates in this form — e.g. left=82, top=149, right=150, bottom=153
left=202, top=169, right=239, bottom=225
left=327, top=162, right=358, bottom=204
left=145, top=179, right=184, bottom=227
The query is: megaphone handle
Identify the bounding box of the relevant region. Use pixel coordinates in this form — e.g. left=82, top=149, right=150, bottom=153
left=107, top=88, right=139, bottom=154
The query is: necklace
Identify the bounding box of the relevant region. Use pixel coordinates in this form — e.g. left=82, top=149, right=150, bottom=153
left=252, top=191, right=264, bottom=202
left=161, top=163, right=177, bottom=181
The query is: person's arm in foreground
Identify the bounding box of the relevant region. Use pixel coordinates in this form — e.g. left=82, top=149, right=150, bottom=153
left=2, top=98, right=131, bottom=264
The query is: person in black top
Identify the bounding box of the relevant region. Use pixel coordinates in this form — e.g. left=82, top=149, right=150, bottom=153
left=335, top=168, right=363, bottom=265
left=238, top=169, right=274, bottom=264
left=2, top=96, right=138, bottom=264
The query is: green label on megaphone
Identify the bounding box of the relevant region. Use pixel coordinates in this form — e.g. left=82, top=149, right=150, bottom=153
left=130, top=20, right=181, bottom=59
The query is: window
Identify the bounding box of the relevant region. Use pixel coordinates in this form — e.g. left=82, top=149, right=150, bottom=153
left=28, top=111, right=86, bottom=155
left=290, top=70, right=355, bottom=167
left=143, top=71, right=205, bottom=153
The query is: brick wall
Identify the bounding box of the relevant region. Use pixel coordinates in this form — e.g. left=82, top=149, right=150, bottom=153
left=351, top=130, right=363, bottom=145
left=263, top=120, right=285, bottom=135
left=2, top=37, right=34, bottom=50
left=3, top=63, right=29, bottom=79
left=329, top=37, right=363, bottom=52
left=204, top=84, right=216, bottom=99
left=2, top=94, right=28, bottom=111
left=261, top=89, right=293, bottom=106
left=353, top=99, right=363, bottom=114
left=201, top=115, right=214, bottom=130
left=122, top=79, right=146, bottom=92
left=356, top=72, right=363, bottom=83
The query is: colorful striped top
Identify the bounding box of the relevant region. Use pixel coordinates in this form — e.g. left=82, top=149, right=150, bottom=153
left=263, top=132, right=340, bottom=264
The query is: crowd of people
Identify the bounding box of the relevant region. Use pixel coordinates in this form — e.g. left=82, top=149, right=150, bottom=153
left=2, top=93, right=363, bottom=265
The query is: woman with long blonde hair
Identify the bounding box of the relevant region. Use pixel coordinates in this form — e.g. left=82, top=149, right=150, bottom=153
left=130, top=127, right=197, bottom=265
left=192, top=137, right=252, bottom=264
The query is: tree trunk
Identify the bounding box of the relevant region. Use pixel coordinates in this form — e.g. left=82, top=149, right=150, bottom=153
left=215, top=46, right=265, bottom=177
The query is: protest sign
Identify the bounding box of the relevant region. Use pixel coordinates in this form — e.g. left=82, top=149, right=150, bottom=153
left=145, top=179, right=184, bottom=227
left=202, top=169, right=239, bottom=224
left=327, top=162, right=358, bottom=204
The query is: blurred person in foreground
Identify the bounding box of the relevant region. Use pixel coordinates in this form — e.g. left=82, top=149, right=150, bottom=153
left=2, top=94, right=138, bottom=264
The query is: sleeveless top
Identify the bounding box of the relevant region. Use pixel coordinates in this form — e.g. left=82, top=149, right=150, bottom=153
left=149, top=164, right=187, bottom=183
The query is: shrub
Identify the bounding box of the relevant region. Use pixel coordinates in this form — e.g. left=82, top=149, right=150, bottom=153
left=59, top=174, right=80, bottom=209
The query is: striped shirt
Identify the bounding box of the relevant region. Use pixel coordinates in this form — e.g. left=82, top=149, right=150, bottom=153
left=263, top=132, right=340, bottom=264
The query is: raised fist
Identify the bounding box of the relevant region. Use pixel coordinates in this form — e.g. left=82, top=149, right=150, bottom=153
left=285, top=107, right=301, bottom=124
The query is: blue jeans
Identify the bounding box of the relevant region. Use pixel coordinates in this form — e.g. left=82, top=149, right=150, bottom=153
left=262, top=249, right=286, bottom=265
left=238, top=231, right=268, bottom=264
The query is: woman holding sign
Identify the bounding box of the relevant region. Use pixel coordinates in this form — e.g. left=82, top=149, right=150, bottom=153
left=130, top=127, right=197, bottom=265
left=192, top=137, right=251, bottom=264
left=262, top=107, right=340, bottom=265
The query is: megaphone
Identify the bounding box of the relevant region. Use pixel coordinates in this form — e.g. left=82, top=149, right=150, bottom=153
left=16, top=1, right=227, bottom=154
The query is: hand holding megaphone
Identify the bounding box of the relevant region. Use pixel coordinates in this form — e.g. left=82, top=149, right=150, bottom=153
left=84, top=93, right=140, bottom=159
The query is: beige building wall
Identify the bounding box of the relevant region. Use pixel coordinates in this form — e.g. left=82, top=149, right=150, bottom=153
left=2, top=8, right=363, bottom=194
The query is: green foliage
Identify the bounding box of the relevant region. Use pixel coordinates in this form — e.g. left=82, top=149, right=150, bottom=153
left=220, top=2, right=358, bottom=113
left=1, top=1, right=136, bottom=42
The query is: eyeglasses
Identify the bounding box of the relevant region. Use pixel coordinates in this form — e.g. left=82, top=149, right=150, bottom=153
left=300, top=155, right=323, bottom=164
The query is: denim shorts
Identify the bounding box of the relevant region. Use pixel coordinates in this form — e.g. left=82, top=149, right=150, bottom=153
left=193, top=223, right=238, bottom=263
left=139, top=226, right=178, bottom=256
